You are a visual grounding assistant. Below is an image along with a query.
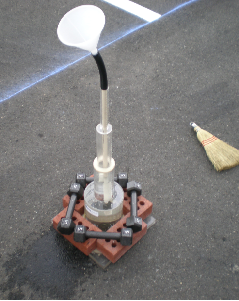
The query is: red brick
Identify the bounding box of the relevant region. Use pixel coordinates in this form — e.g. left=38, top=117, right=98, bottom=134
left=52, top=208, right=101, bottom=255
left=96, top=213, right=147, bottom=263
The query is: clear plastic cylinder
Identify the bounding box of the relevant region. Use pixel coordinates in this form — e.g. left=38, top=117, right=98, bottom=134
left=93, top=157, right=115, bottom=203
left=100, top=89, right=109, bottom=130
left=96, top=124, right=112, bottom=168
left=94, top=123, right=114, bottom=203
left=84, top=181, right=124, bottom=231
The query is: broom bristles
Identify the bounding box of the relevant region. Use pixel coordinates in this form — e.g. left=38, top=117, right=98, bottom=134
left=190, top=122, right=239, bottom=171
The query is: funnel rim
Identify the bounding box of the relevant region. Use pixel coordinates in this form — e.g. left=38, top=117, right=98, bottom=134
left=57, top=5, right=105, bottom=51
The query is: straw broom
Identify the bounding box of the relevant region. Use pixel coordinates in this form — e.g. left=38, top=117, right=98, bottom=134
left=190, top=122, right=239, bottom=171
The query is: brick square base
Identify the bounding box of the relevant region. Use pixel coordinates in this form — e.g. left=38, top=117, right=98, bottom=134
left=52, top=190, right=153, bottom=263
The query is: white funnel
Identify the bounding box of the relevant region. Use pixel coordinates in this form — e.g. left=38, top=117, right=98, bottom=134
left=57, top=5, right=105, bottom=55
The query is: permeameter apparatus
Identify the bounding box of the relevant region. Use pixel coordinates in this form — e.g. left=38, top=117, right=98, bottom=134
left=52, top=5, right=155, bottom=268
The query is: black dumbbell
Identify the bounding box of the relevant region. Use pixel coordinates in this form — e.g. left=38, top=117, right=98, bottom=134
left=76, top=172, right=128, bottom=188
left=76, top=173, right=93, bottom=188
left=115, top=172, right=128, bottom=188
left=57, top=183, right=84, bottom=235
left=126, top=181, right=142, bottom=233
left=74, top=225, right=133, bottom=246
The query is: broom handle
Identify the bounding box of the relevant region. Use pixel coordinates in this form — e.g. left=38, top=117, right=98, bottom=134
left=190, top=122, right=201, bottom=132
left=190, top=122, right=197, bottom=128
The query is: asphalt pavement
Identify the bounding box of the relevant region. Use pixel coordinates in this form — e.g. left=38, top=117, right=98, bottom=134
left=0, top=0, right=239, bottom=299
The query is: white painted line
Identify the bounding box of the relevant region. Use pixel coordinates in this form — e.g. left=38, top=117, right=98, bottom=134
left=103, top=0, right=161, bottom=22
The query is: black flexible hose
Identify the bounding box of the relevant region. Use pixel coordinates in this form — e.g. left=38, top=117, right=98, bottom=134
left=92, top=51, right=108, bottom=90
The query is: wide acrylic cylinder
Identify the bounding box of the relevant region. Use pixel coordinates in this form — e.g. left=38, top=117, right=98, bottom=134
left=84, top=181, right=124, bottom=231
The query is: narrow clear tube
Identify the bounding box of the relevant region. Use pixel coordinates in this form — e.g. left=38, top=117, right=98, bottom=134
left=94, top=88, right=114, bottom=203
left=94, top=123, right=114, bottom=203
left=96, top=124, right=112, bottom=168
left=94, top=163, right=114, bottom=203
left=100, top=89, right=109, bottom=130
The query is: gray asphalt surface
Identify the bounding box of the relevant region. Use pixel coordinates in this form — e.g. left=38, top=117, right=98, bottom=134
left=1, top=0, right=239, bottom=299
